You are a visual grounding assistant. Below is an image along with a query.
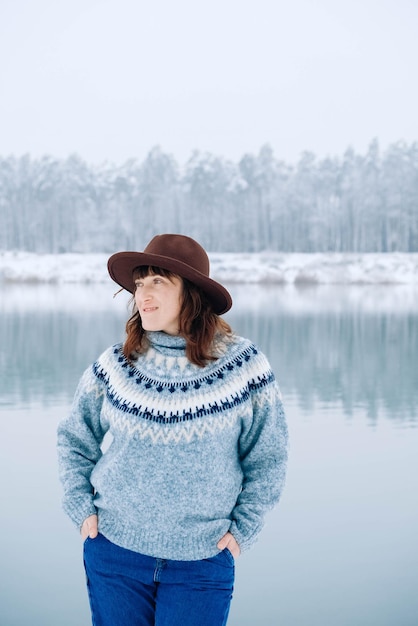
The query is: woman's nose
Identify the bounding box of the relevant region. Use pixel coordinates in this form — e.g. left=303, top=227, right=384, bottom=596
left=141, top=286, right=153, bottom=301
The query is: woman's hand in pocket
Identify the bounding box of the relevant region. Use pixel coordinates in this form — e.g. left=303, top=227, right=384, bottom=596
left=81, top=514, right=98, bottom=540
left=217, top=532, right=240, bottom=558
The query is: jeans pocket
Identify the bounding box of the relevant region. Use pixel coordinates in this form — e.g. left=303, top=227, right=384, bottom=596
left=222, top=548, right=235, bottom=565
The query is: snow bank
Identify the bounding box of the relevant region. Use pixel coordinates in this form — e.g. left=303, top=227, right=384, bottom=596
left=1, top=251, right=418, bottom=285
left=0, top=252, right=111, bottom=285
left=210, top=252, right=418, bottom=284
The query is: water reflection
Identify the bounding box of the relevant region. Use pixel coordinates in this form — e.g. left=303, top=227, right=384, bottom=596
left=0, top=284, right=126, bottom=407
left=232, top=306, right=418, bottom=423
left=1, top=283, right=417, bottom=424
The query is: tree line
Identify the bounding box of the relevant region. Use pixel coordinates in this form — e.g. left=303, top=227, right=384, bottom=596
left=1, top=139, right=417, bottom=253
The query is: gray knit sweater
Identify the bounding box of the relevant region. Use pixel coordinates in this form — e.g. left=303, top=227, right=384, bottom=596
left=57, top=331, right=288, bottom=560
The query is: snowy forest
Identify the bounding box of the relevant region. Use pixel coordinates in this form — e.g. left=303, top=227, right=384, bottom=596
left=1, top=139, right=417, bottom=254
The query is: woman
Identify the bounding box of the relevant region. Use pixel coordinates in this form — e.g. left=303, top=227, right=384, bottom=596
left=57, top=233, right=288, bottom=626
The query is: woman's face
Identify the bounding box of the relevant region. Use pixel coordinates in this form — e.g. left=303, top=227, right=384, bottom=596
left=134, top=272, right=183, bottom=335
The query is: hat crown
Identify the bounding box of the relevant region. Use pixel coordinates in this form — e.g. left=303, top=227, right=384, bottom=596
left=144, top=234, right=209, bottom=276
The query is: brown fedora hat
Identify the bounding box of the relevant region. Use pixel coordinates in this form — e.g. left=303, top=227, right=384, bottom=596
left=107, top=234, right=232, bottom=315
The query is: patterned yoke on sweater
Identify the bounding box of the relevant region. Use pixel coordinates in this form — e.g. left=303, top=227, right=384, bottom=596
left=57, top=330, right=288, bottom=561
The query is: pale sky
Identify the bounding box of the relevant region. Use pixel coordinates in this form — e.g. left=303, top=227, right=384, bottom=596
left=1, top=0, right=417, bottom=165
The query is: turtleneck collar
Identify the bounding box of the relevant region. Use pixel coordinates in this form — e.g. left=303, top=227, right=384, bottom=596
left=146, top=331, right=187, bottom=355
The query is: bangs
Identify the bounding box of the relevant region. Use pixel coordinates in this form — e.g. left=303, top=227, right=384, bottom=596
left=132, top=265, right=178, bottom=280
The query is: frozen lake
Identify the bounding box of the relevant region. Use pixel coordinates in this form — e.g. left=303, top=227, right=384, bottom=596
left=0, top=282, right=417, bottom=625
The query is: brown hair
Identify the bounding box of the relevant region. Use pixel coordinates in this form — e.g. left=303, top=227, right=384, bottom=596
left=123, top=266, right=232, bottom=367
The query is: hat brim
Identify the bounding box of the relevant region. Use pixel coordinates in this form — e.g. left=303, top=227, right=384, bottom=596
left=108, top=251, right=232, bottom=315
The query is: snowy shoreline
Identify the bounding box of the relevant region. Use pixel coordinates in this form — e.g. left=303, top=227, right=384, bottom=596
left=1, top=251, right=418, bottom=285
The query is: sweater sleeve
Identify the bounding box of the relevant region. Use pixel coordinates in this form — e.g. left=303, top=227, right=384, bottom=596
left=57, top=364, right=108, bottom=528
left=229, top=355, right=288, bottom=552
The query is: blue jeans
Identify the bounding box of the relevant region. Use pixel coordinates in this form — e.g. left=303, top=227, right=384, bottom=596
left=83, top=533, right=235, bottom=626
